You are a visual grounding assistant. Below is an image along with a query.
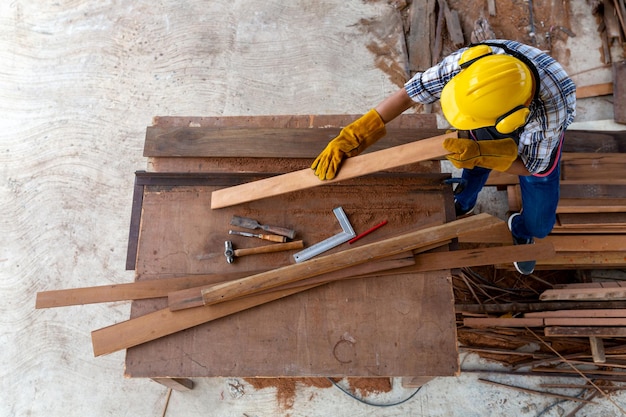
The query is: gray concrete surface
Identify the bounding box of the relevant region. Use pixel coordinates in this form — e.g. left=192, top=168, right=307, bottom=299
left=1, top=1, right=625, bottom=416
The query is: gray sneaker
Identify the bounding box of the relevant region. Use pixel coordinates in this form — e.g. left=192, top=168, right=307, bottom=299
left=507, top=213, right=536, bottom=275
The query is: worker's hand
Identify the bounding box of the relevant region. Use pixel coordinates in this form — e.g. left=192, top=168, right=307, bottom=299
left=311, top=109, right=386, bottom=180
left=443, top=137, right=519, bottom=172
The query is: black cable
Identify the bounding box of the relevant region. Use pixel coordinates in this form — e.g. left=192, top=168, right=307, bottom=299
left=327, top=378, right=422, bottom=407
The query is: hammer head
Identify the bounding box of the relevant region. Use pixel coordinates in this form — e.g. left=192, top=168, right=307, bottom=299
left=224, top=240, right=234, bottom=263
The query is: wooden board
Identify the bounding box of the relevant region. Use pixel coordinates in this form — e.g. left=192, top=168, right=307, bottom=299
left=121, top=171, right=461, bottom=377
left=614, top=60, right=626, bottom=124
left=144, top=126, right=445, bottom=158
left=210, top=131, right=455, bottom=209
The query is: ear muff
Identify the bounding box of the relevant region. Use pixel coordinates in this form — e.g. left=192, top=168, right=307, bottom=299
left=459, top=45, right=494, bottom=69
left=495, top=105, right=530, bottom=134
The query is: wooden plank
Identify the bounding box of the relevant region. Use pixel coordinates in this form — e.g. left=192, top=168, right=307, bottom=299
left=557, top=198, right=626, bottom=213
left=407, top=0, right=436, bottom=71
left=537, top=235, right=626, bottom=252
left=590, top=336, right=606, bottom=363
left=35, top=271, right=260, bottom=308
left=151, top=378, right=194, bottom=391
left=167, top=252, right=416, bottom=311
left=463, top=317, right=545, bottom=328
left=614, top=60, right=626, bottom=124
left=545, top=317, right=626, bottom=326
left=576, top=82, right=613, bottom=98
left=545, top=327, right=626, bottom=337
left=411, top=241, right=555, bottom=271
left=151, top=114, right=438, bottom=130
left=144, top=126, right=445, bottom=158
left=557, top=212, right=626, bottom=227
left=541, top=285, right=626, bottom=301
left=534, top=252, right=626, bottom=269
left=200, top=213, right=501, bottom=305
left=466, top=316, right=626, bottom=327
left=92, top=283, right=322, bottom=357
left=209, top=131, right=455, bottom=209
left=561, top=153, right=626, bottom=180
left=525, top=309, right=626, bottom=318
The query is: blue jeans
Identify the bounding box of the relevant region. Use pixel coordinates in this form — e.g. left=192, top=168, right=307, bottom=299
left=455, top=163, right=561, bottom=240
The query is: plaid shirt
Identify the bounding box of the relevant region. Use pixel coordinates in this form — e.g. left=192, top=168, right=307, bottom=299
left=405, top=39, right=577, bottom=174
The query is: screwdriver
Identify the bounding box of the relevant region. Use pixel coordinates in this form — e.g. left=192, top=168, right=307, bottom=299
left=228, top=230, right=287, bottom=243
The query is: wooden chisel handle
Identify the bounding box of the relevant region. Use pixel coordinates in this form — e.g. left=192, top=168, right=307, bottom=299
left=234, top=240, right=304, bottom=257
left=257, top=233, right=288, bottom=243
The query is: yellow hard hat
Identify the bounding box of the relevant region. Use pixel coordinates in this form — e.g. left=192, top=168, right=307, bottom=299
left=441, top=45, right=534, bottom=133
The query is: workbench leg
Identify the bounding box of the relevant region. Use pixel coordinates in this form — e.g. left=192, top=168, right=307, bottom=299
left=401, top=376, right=434, bottom=388
left=151, top=377, right=194, bottom=391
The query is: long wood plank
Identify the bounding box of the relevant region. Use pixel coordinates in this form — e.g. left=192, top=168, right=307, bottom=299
left=464, top=317, right=626, bottom=328
left=541, top=285, right=626, bottom=301
left=35, top=271, right=262, bottom=308
left=167, top=252, right=416, bottom=311
left=545, top=327, right=626, bottom=338
left=210, top=131, right=455, bottom=209
left=200, top=213, right=501, bottom=305
left=144, top=126, right=444, bottom=158
left=92, top=283, right=321, bottom=356
left=525, top=309, right=626, bottom=318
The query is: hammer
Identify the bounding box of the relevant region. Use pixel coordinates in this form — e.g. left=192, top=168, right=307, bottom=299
left=224, top=240, right=304, bottom=263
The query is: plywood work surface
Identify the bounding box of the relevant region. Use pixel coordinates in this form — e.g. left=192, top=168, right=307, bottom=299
left=124, top=172, right=459, bottom=378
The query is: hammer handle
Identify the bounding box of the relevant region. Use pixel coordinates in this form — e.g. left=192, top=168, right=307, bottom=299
left=234, top=240, right=304, bottom=257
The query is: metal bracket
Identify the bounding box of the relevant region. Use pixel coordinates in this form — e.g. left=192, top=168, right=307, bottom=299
left=293, top=207, right=356, bottom=263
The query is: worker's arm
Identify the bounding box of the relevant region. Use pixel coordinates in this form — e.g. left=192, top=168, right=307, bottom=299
left=311, top=88, right=416, bottom=180
left=374, top=87, right=416, bottom=123
left=505, top=158, right=531, bottom=176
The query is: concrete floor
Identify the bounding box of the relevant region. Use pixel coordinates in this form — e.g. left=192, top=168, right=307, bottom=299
left=2, top=1, right=625, bottom=416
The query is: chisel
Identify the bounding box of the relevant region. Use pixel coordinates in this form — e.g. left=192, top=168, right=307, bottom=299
left=228, top=230, right=287, bottom=243
left=230, top=215, right=296, bottom=239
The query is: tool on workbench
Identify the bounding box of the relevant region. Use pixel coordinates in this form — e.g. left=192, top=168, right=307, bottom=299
left=228, top=230, right=287, bottom=243
left=230, top=215, right=296, bottom=239
left=224, top=240, right=304, bottom=263
left=293, top=206, right=355, bottom=263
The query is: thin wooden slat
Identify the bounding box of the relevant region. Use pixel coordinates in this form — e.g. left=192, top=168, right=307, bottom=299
left=575, top=82, right=613, bottom=98
left=525, top=309, right=626, bottom=318
left=465, top=316, right=626, bottom=327
left=210, top=131, right=455, bottom=209
left=557, top=198, right=626, bottom=213
left=541, top=285, right=626, bottom=301
left=545, top=327, right=626, bottom=338
left=35, top=271, right=262, bottom=308
left=463, top=317, right=545, bottom=328
left=614, top=60, right=626, bottom=124
left=200, top=213, right=500, bottom=305
left=412, top=241, right=555, bottom=271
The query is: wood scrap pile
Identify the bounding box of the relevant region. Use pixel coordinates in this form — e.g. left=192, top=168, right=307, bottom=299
left=482, top=130, right=626, bottom=270
left=454, top=265, right=626, bottom=410
left=591, top=0, right=626, bottom=63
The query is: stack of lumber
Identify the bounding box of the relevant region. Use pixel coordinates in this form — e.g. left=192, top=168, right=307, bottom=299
left=455, top=268, right=626, bottom=393
left=483, top=130, right=626, bottom=270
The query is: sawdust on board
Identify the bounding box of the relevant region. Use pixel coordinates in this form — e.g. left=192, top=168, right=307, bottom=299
left=244, top=377, right=392, bottom=409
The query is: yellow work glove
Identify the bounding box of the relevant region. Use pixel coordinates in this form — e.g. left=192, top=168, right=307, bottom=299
left=443, top=137, right=519, bottom=172
left=311, top=109, right=386, bottom=180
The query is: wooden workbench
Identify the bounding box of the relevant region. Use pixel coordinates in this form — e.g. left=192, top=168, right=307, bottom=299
left=123, top=115, right=460, bottom=383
